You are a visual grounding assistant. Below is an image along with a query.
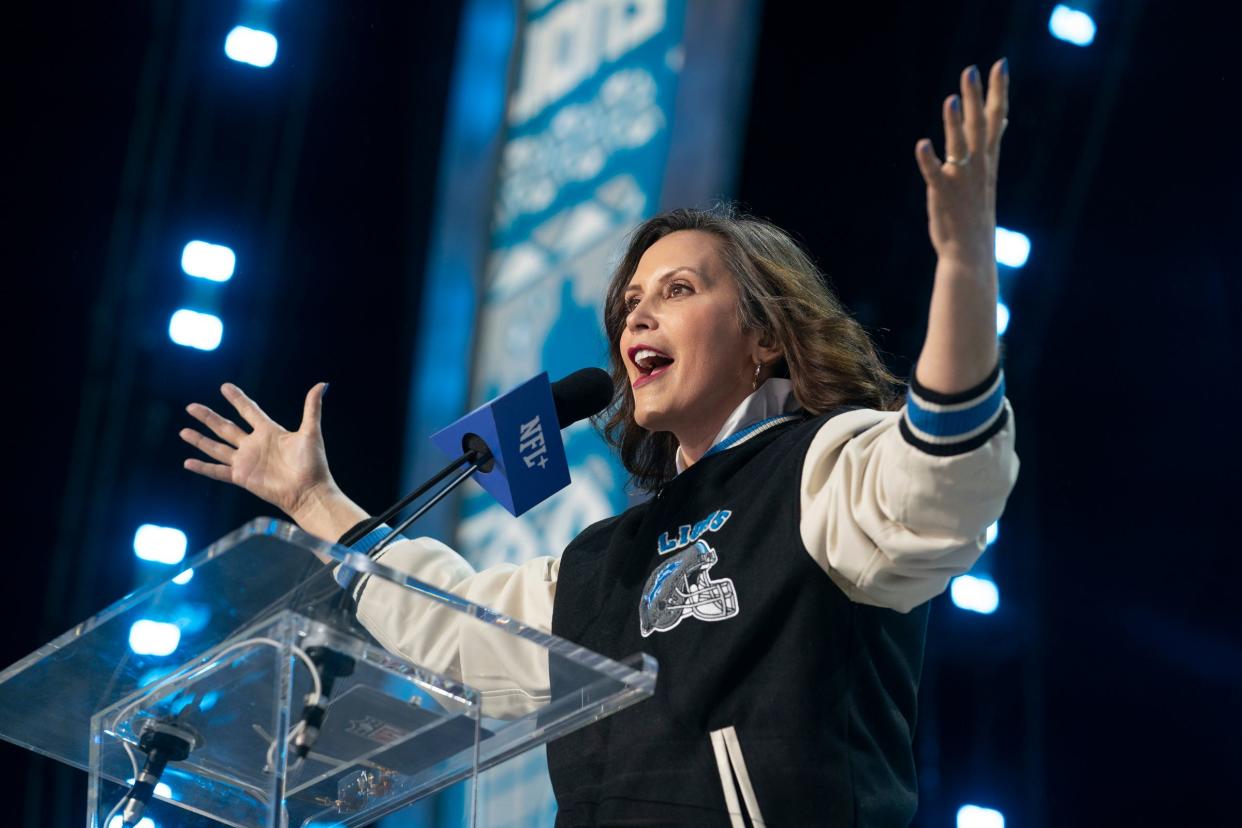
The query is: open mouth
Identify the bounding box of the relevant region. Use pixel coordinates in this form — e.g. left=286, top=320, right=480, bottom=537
left=629, top=346, right=674, bottom=388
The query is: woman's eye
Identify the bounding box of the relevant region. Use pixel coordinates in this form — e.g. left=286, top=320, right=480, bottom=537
left=624, top=296, right=640, bottom=312
left=667, top=282, right=691, bottom=297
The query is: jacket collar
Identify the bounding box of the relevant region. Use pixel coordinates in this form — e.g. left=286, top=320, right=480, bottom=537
left=675, top=378, right=801, bottom=474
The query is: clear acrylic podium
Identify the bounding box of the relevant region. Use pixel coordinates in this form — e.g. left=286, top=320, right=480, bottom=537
left=0, top=519, right=657, bottom=827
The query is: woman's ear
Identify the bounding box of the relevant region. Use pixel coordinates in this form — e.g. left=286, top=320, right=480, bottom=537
left=753, top=331, right=782, bottom=367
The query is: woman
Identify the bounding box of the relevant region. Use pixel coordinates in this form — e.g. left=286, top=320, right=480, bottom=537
left=182, top=60, right=1017, bottom=826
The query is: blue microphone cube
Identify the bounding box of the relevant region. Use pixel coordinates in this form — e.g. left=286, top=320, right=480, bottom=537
left=430, top=372, right=571, bottom=516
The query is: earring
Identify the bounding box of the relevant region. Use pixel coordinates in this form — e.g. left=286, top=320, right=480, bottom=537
left=752, top=362, right=763, bottom=391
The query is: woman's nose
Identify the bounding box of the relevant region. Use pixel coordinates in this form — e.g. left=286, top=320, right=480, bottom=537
left=626, top=298, right=657, bottom=331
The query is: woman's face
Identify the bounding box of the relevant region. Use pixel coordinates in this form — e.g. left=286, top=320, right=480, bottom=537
left=619, top=230, right=769, bottom=444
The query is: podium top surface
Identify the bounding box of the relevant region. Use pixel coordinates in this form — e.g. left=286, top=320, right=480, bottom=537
left=0, top=519, right=656, bottom=788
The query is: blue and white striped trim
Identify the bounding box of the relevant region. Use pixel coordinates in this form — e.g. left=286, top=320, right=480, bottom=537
left=333, top=524, right=408, bottom=588
left=900, top=361, right=1008, bottom=456
left=700, top=414, right=803, bottom=461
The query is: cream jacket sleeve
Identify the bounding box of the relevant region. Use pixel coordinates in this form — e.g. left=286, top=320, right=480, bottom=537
left=348, top=539, right=559, bottom=716
left=800, top=366, right=1019, bottom=613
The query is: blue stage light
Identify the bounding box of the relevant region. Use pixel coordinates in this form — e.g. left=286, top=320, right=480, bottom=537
left=950, top=575, right=1000, bottom=615
left=169, top=309, right=223, bottom=351
left=1049, top=5, right=1096, bottom=46
left=957, top=804, right=1005, bottom=828
left=128, top=620, right=182, bottom=657
left=986, top=521, right=999, bottom=547
left=181, top=240, right=235, bottom=282
left=165, top=603, right=211, bottom=635
left=133, top=524, right=188, bottom=565
left=996, top=302, right=1010, bottom=336
left=109, top=817, right=155, bottom=828
left=995, top=227, right=1030, bottom=268
left=137, top=666, right=175, bottom=688
left=224, top=26, right=278, bottom=68
left=172, top=568, right=194, bottom=585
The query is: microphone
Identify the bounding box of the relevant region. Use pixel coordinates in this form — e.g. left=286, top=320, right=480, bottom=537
left=548, top=366, right=615, bottom=430
left=426, top=367, right=612, bottom=516
left=340, top=367, right=612, bottom=546
left=117, top=719, right=201, bottom=826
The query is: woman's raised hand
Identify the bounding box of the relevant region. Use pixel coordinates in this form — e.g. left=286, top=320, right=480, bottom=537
left=180, top=382, right=336, bottom=519
left=914, top=59, right=1010, bottom=271
left=908, top=59, right=1008, bottom=395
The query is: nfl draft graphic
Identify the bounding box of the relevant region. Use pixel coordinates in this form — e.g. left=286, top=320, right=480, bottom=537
left=459, top=2, right=688, bottom=824
left=399, top=0, right=760, bottom=824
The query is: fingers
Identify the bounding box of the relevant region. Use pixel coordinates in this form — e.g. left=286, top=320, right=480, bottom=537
left=179, top=426, right=236, bottom=464
left=942, top=93, right=969, bottom=166
left=960, top=64, right=986, bottom=153
left=915, top=139, right=946, bottom=188
left=186, top=402, right=247, bottom=446
left=926, top=59, right=1008, bottom=180
left=299, top=382, right=328, bottom=435
left=220, top=383, right=277, bottom=431
left=183, top=457, right=234, bottom=484
left=985, top=58, right=1010, bottom=152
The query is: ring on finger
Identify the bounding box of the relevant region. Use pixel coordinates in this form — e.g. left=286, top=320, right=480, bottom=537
left=945, top=151, right=971, bottom=167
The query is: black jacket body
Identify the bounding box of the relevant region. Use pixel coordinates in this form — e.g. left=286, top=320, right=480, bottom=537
left=549, top=413, right=929, bottom=827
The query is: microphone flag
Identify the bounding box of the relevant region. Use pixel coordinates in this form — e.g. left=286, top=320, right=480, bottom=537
left=429, top=372, right=570, bottom=516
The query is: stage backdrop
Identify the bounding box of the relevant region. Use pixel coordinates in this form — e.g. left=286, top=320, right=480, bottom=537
left=397, top=0, right=761, bottom=824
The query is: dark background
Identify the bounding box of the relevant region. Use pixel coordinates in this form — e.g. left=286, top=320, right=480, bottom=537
left=5, top=1, right=1238, bottom=825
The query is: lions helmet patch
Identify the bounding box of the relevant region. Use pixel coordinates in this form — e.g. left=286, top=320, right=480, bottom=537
left=639, top=540, right=739, bottom=637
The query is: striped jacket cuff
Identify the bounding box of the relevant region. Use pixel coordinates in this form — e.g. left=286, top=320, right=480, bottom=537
left=333, top=524, right=408, bottom=588
left=899, top=361, right=1008, bottom=456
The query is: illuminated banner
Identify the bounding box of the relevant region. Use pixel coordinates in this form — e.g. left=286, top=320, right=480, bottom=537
left=462, top=0, right=683, bottom=566
left=458, top=3, right=686, bottom=823
left=400, top=0, right=759, bottom=824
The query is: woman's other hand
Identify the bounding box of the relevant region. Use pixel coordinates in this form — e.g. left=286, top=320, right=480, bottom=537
left=180, top=382, right=354, bottom=533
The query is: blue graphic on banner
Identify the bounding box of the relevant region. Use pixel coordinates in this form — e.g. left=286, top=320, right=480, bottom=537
left=462, top=0, right=684, bottom=543
left=400, top=1, right=760, bottom=823
left=455, top=1, right=687, bottom=825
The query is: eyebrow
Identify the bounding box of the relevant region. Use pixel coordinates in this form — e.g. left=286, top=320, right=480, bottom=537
left=625, top=267, right=702, bottom=292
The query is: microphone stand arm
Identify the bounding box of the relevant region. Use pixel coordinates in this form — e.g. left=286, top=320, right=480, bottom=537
left=338, top=452, right=475, bottom=546
left=368, top=455, right=486, bottom=557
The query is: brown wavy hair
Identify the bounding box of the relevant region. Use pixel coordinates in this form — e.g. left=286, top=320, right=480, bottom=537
left=597, top=205, right=906, bottom=492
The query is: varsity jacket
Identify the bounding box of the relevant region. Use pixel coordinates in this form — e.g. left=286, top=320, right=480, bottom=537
left=345, top=363, right=1018, bottom=825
